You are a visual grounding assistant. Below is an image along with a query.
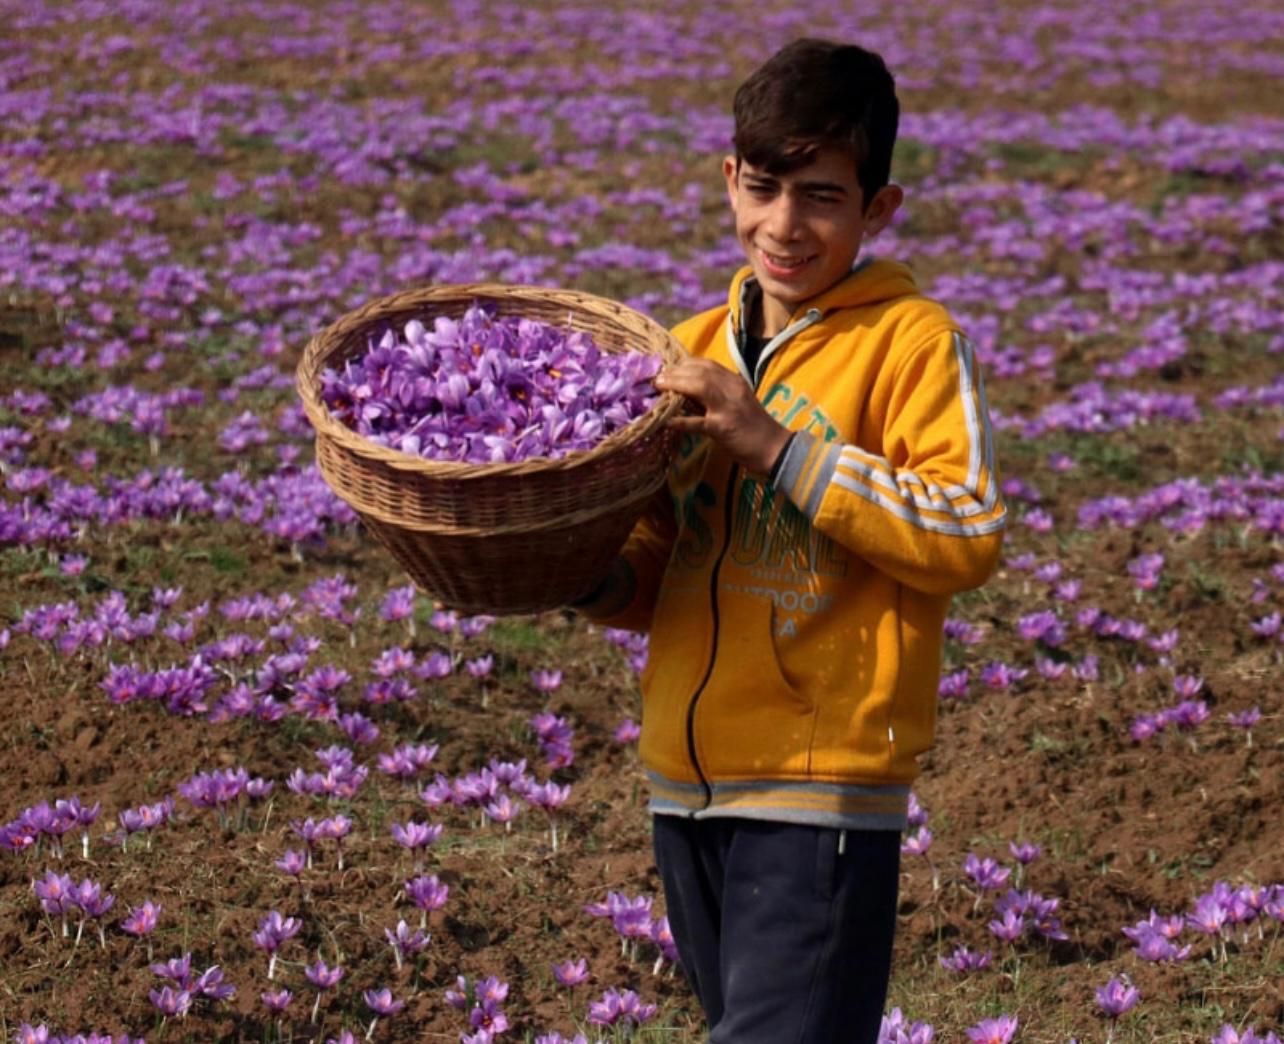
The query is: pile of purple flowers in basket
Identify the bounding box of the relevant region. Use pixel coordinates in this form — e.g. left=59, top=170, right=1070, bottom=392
left=319, top=304, right=662, bottom=463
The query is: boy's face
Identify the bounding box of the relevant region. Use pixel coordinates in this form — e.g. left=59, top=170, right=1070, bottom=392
left=723, top=146, right=902, bottom=335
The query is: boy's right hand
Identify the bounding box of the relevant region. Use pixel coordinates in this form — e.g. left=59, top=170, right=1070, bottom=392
left=655, top=359, right=792, bottom=476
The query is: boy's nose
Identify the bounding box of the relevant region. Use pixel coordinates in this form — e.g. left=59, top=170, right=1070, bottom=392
left=763, top=194, right=803, bottom=242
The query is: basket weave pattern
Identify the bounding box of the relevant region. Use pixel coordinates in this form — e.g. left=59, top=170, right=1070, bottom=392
left=297, top=283, right=687, bottom=614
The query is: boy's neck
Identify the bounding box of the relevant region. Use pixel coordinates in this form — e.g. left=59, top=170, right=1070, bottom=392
left=758, top=297, right=790, bottom=339
left=745, top=284, right=791, bottom=340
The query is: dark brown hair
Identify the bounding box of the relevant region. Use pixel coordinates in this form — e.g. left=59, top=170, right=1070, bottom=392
left=732, top=39, right=899, bottom=207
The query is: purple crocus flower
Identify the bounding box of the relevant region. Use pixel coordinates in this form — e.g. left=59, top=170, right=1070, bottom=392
left=938, top=669, right=970, bottom=699
left=1129, top=713, right=1163, bottom=742
left=364, top=986, right=403, bottom=1011
left=1074, top=655, right=1100, bottom=682
left=54, top=796, right=101, bottom=858
left=69, top=877, right=114, bottom=946
left=980, top=661, right=1028, bottom=690
left=1250, top=611, right=1281, bottom=638
left=261, top=988, right=293, bottom=1013
left=939, top=945, right=991, bottom=973
left=338, top=711, right=381, bottom=745
left=879, top=1008, right=936, bottom=1043
left=378, top=742, right=439, bottom=778
left=963, top=853, right=1011, bottom=892
left=586, top=987, right=658, bottom=1027
left=901, top=827, right=933, bottom=857
left=1015, top=610, right=1066, bottom=645
left=121, top=900, right=162, bottom=939
left=1126, top=552, right=1165, bottom=589
left=371, top=646, right=417, bottom=677
left=391, top=819, right=444, bottom=850
left=149, top=986, right=192, bottom=1018
left=553, top=957, right=591, bottom=986
left=414, top=651, right=454, bottom=679
left=430, top=609, right=458, bottom=634
left=192, top=964, right=236, bottom=1001
left=530, top=711, right=576, bottom=767
left=150, top=952, right=193, bottom=985
left=476, top=975, right=509, bottom=1005
left=1013, top=890, right=1068, bottom=941
left=484, top=793, right=521, bottom=827
left=363, top=986, right=404, bottom=1037
left=651, top=915, right=679, bottom=966
left=379, top=585, right=417, bottom=623
left=966, top=1014, right=1018, bottom=1043
left=420, top=775, right=454, bottom=808
left=489, top=758, right=528, bottom=786
left=304, top=958, right=345, bottom=1023
left=385, top=919, right=431, bottom=966
left=531, top=668, right=563, bottom=692
left=305, top=958, right=345, bottom=989
left=1131, top=930, right=1192, bottom=963
left=1008, top=841, right=1042, bottom=865
left=405, top=874, right=450, bottom=916
left=1228, top=706, right=1262, bottom=731
left=33, top=870, right=77, bottom=920
left=1187, top=892, right=1230, bottom=938
left=1095, top=976, right=1140, bottom=1017
left=445, top=975, right=471, bottom=1010
left=1167, top=699, right=1210, bottom=730
left=252, top=910, right=301, bottom=978
left=1207, top=1027, right=1277, bottom=1044
left=526, top=780, right=571, bottom=810
left=988, top=908, right=1026, bottom=942
left=468, top=996, right=510, bottom=1036
left=1022, top=508, right=1054, bottom=532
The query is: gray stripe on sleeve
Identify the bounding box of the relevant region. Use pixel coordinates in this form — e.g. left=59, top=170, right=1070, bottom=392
left=802, top=441, right=842, bottom=518
left=773, top=431, right=842, bottom=521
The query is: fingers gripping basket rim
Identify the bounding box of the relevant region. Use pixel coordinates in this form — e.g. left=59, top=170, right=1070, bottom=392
left=295, top=283, right=687, bottom=613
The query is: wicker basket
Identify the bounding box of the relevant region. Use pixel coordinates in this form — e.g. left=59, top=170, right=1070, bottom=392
left=296, top=283, right=687, bottom=615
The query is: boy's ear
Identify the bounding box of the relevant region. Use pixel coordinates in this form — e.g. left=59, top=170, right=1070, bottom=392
left=722, top=155, right=739, bottom=203
left=863, top=183, right=904, bottom=236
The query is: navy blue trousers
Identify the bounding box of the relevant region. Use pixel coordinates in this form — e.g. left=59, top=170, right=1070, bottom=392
left=652, top=815, right=900, bottom=1044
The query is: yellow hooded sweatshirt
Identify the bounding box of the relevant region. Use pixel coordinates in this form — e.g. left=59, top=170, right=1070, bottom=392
left=590, top=259, right=1006, bottom=829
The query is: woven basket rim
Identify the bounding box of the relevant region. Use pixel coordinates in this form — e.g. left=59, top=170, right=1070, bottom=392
left=296, top=282, right=687, bottom=481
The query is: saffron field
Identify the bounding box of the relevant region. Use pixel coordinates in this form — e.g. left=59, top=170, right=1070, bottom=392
left=1, top=0, right=1282, bottom=1041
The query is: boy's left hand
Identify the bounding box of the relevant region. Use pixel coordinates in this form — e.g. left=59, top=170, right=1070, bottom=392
left=655, top=359, right=791, bottom=476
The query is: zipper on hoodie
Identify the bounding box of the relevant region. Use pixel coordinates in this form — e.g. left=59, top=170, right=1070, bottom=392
left=683, top=461, right=740, bottom=811
left=680, top=304, right=825, bottom=813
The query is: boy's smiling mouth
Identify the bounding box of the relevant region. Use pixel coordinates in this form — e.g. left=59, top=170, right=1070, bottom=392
left=758, top=248, right=815, bottom=276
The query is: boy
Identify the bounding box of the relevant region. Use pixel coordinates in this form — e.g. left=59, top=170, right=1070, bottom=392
left=577, top=38, right=1005, bottom=1042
